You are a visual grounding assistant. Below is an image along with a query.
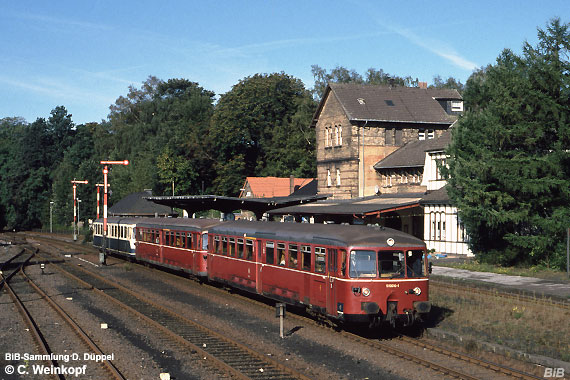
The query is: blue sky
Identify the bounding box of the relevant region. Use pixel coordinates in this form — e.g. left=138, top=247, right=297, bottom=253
left=1, top=1, right=568, bottom=125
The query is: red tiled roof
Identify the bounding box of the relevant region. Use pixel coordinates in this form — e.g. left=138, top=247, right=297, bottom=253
left=240, top=177, right=314, bottom=198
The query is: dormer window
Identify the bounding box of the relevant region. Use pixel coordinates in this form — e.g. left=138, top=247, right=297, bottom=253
left=384, top=100, right=395, bottom=106
left=451, top=100, right=463, bottom=112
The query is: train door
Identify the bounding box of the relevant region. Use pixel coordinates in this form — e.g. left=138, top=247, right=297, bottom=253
left=310, top=247, right=327, bottom=309
left=256, top=240, right=263, bottom=294
left=327, top=248, right=338, bottom=316
left=159, top=229, right=165, bottom=263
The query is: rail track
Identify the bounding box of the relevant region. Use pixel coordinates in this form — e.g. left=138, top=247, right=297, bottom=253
left=431, top=278, right=570, bottom=310
left=127, top=253, right=546, bottom=380
left=18, top=233, right=547, bottom=379
left=1, top=247, right=125, bottom=380
left=35, top=250, right=312, bottom=380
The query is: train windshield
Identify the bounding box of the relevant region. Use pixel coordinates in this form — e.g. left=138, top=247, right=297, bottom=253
left=405, top=250, right=425, bottom=277
left=379, top=250, right=405, bottom=278
left=349, top=250, right=377, bottom=278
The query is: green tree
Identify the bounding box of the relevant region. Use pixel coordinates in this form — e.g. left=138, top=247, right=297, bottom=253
left=310, top=65, right=421, bottom=100
left=429, top=75, right=465, bottom=92
left=209, top=72, right=316, bottom=196
left=444, top=18, right=570, bottom=269
left=0, top=117, right=27, bottom=230
left=107, top=76, right=215, bottom=199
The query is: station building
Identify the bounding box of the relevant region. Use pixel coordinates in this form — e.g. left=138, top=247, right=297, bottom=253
left=270, top=83, right=472, bottom=256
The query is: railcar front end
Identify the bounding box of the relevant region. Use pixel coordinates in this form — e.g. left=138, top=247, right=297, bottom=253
left=336, top=245, right=430, bottom=327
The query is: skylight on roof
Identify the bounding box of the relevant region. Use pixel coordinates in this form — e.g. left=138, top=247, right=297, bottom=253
left=357, top=98, right=365, bottom=105
left=385, top=100, right=395, bottom=106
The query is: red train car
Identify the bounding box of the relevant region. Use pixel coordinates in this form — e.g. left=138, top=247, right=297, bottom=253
left=135, top=218, right=221, bottom=277
left=207, top=221, right=430, bottom=327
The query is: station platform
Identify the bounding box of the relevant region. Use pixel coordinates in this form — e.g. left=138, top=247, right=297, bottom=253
left=431, top=264, right=570, bottom=301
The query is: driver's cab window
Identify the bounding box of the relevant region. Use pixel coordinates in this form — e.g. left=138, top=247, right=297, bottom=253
left=379, top=250, right=404, bottom=278
left=406, top=250, right=425, bottom=277
left=349, top=250, right=376, bottom=278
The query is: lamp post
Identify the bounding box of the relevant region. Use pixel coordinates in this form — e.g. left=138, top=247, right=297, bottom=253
left=71, top=179, right=89, bottom=241
left=99, top=160, right=129, bottom=265
left=49, top=201, right=54, bottom=233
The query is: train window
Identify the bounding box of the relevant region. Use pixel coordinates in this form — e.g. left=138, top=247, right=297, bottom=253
left=301, top=245, right=311, bottom=271
left=340, top=250, right=347, bottom=276
left=237, top=239, right=244, bottom=258
left=315, top=247, right=326, bottom=273
left=186, top=233, right=192, bottom=249
left=266, top=241, right=275, bottom=264
left=406, top=250, right=425, bottom=277
left=202, top=233, right=208, bottom=250
left=245, top=239, right=253, bottom=260
left=176, top=233, right=184, bottom=248
left=214, top=236, right=220, bottom=252
left=349, top=250, right=377, bottom=278
left=288, top=244, right=298, bottom=269
left=228, top=238, right=235, bottom=257
left=222, top=237, right=228, bottom=255
left=328, top=248, right=337, bottom=273
left=277, top=243, right=286, bottom=266
left=378, top=250, right=404, bottom=278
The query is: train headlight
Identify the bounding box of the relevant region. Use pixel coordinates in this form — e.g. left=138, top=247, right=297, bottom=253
left=362, top=287, right=371, bottom=297
left=413, top=287, right=421, bottom=295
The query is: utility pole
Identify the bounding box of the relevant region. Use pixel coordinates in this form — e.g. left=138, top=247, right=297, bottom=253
left=99, top=160, right=129, bottom=265
left=71, top=179, right=88, bottom=241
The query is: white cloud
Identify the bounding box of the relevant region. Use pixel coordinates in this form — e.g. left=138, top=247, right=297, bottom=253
left=378, top=21, right=478, bottom=71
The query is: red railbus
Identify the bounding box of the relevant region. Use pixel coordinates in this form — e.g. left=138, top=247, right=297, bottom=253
left=135, top=218, right=221, bottom=277
left=207, top=221, right=430, bottom=327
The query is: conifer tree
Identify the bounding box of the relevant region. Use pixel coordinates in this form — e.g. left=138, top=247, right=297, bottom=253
left=444, top=19, right=570, bottom=268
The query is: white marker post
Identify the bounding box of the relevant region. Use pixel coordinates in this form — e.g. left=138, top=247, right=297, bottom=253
left=275, top=303, right=286, bottom=338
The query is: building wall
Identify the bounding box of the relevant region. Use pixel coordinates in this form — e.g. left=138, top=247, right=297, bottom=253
left=315, top=89, right=449, bottom=199
left=422, top=151, right=447, bottom=191
left=316, top=91, right=358, bottom=198
left=423, top=204, right=472, bottom=256
left=376, top=168, right=426, bottom=194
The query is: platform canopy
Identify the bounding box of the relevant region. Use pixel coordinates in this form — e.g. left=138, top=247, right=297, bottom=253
left=268, top=193, right=424, bottom=224
left=145, top=194, right=328, bottom=220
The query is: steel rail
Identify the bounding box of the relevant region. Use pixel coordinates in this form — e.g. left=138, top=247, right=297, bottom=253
left=396, top=335, right=544, bottom=380
left=43, top=252, right=311, bottom=380
left=1, top=250, right=62, bottom=380
left=142, top=260, right=546, bottom=380
left=20, top=266, right=126, bottom=380
left=29, top=234, right=545, bottom=379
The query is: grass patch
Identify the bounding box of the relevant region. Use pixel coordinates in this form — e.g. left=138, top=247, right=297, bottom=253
left=429, top=285, right=570, bottom=361
left=433, top=260, right=570, bottom=282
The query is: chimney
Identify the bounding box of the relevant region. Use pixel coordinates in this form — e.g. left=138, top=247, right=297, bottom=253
left=418, top=81, right=428, bottom=89
left=290, top=175, right=295, bottom=195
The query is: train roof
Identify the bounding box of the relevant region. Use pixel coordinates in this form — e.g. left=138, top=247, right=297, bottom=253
left=209, top=220, right=425, bottom=249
